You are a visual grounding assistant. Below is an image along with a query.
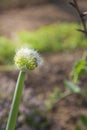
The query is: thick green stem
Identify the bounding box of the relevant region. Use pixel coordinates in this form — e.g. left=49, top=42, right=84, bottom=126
left=6, top=71, right=26, bottom=130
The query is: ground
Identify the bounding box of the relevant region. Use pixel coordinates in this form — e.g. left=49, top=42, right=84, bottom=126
left=0, top=1, right=87, bottom=130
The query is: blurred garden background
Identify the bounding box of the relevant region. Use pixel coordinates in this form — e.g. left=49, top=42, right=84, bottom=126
left=0, top=0, right=87, bottom=130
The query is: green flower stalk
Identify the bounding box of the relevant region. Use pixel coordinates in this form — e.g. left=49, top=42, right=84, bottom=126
left=6, top=48, right=43, bottom=130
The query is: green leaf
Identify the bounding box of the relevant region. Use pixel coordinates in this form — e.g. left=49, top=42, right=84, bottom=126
left=45, top=102, right=52, bottom=110
left=71, top=59, right=87, bottom=83
left=82, top=90, right=87, bottom=98
left=49, top=95, right=56, bottom=103
left=54, top=87, right=62, bottom=99
left=79, top=115, right=87, bottom=128
left=64, top=80, right=81, bottom=93
left=75, top=126, right=82, bottom=130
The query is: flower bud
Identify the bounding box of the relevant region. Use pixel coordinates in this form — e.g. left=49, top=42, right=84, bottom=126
left=14, top=48, right=43, bottom=71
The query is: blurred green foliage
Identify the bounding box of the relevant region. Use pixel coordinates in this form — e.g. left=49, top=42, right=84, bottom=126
left=0, top=23, right=87, bottom=64
left=0, top=37, right=16, bottom=65
left=17, top=23, right=87, bottom=52
left=71, top=53, right=87, bottom=83
left=75, top=115, right=87, bottom=130
left=64, top=80, right=81, bottom=93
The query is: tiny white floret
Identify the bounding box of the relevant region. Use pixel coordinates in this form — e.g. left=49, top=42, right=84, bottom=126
left=14, top=48, right=43, bottom=71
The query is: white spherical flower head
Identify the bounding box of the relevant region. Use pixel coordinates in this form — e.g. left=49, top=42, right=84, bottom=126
left=14, top=48, right=43, bottom=71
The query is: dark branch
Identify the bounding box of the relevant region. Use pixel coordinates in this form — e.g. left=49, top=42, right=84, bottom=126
left=69, top=0, right=87, bottom=37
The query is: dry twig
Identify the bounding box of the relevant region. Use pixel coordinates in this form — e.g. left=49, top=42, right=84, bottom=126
left=69, top=0, right=87, bottom=36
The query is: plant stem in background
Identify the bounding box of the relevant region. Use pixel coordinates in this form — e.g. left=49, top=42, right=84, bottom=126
left=69, top=0, right=87, bottom=36
left=6, top=71, right=26, bottom=130
left=51, top=90, right=72, bottom=111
